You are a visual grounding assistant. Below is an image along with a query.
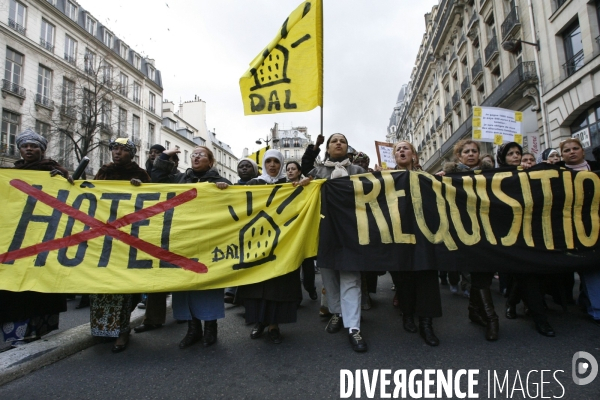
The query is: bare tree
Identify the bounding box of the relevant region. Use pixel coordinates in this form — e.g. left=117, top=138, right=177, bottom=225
left=47, top=54, right=130, bottom=174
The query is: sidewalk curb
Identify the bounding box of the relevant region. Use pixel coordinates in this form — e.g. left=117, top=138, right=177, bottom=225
left=0, top=301, right=171, bottom=387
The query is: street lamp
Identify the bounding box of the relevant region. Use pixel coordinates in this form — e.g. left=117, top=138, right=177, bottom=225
left=501, top=39, right=539, bottom=53
left=255, top=136, right=279, bottom=147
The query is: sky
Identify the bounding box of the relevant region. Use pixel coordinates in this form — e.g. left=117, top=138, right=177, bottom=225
left=80, top=0, right=439, bottom=159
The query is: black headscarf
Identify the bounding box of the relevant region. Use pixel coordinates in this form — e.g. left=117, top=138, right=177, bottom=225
left=496, top=142, right=523, bottom=167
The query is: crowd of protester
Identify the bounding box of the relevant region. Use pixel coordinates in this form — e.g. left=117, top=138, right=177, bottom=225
left=1, top=128, right=599, bottom=354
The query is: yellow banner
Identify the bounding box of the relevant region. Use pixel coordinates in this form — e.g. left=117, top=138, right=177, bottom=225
left=239, top=0, right=323, bottom=115
left=0, top=170, right=321, bottom=293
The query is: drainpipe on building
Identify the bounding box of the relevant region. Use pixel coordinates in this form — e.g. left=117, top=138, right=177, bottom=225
left=528, top=0, right=551, bottom=150
left=140, top=77, right=147, bottom=151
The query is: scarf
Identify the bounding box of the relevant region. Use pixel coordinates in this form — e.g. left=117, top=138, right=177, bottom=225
left=323, top=158, right=351, bottom=178
left=258, top=149, right=286, bottom=183
left=566, top=161, right=590, bottom=171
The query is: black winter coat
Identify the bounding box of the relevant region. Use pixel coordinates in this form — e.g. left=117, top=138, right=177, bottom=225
left=236, top=177, right=302, bottom=302
left=151, top=155, right=231, bottom=185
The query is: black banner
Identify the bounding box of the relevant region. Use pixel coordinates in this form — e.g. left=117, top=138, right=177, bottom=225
left=318, top=165, right=600, bottom=273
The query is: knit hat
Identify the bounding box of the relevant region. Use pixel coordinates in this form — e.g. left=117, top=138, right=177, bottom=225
left=238, top=157, right=259, bottom=177
left=16, top=128, right=48, bottom=152
left=150, top=144, right=166, bottom=153
left=354, top=152, right=370, bottom=163
left=109, top=137, right=137, bottom=156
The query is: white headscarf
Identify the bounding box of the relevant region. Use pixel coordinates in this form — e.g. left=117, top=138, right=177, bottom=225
left=258, top=149, right=286, bottom=183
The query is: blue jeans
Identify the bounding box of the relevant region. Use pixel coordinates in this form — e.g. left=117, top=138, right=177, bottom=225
left=581, top=271, right=600, bottom=320
left=172, top=289, right=225, bottom=321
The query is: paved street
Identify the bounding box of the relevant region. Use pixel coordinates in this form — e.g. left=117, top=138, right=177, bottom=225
left=1, top=274, right=599, bottom=399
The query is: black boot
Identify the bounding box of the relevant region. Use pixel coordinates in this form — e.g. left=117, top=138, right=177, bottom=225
left=418, top=317, right=439, bottom=346
left=505, top=281, right=519, bottom=319
left=468, top=292, right=487, bottom=327
left=505, top=301, right=517, bottom=319
left=203, top=320, right=218, bottom=347
left=479, top=289, right=499, bottom=341
left=179, top=318, right=203, bottom=349
left=402, top=314, right=417, bottom=333
left=76, top=294, right=90, bottom=309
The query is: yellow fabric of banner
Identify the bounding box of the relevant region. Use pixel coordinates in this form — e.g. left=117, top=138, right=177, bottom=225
left=239, top=0, right=323, bottom=115
left=0, top=170, right=321, bottom=293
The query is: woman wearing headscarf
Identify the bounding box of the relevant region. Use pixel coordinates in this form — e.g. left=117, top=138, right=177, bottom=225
left=443, top=139, right=499, bottom=341
left=536, top=148, right=560, bottom=164
left=0, top=129, right=71, bottom=347
left=90, top=138, right=150, bottom=353
left=558, top=138, right=600, bottom=327
left=496, top=142, right=523, bottom=167
left=233, top=150, right=303, bottom=344
left=298, top=133, right=368, bottom=352
left=151, top=146, right=231, bottom=349
left=224, top=158, right=259, bottom=304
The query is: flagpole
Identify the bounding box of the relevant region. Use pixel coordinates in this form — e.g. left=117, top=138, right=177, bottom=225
left=319, top=0, right=324, bottom=139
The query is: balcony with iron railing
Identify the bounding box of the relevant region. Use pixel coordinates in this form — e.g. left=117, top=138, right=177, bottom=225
left=461, top=76, right=471, bottom=97
left=40, top=38, right=54, bottom=53
left=149, top=105, right=156, bottom=114
left=563, top=50, right=584, bottom=78
left=445, top=102, right=452, bottom=117
left=64, top=53, right=77, bottom=66
left=98, top=122, right=113, bottom=134
left=435, top=117, right=441, bottom=129
left=452, top=90, right=460, bottom=108
left=484, top=36, right=498, bottom=65
left=457, top=33, right=467, bottom=51
left=0, top=141, right=18, bottom=157
left=8, top=18, right=26, bottom=35
left=480, top=61, right=537, bottom=108
left=555, top=0, right=567, bottom=11
left=119, top=87, right=128, bottom=97
left=449, top=51, right=458, bottom=67
left=471, top=58, right=483, bottom=80
left=468, top=11, right=479, bottom=34
left=35, top=93, right=54, bottom=110
left=2, top=79, right=26, bottom=99
left=501, top=7, right=520, bottom=40
left=60, top=104, right=77, bottom=119
left=442, top=66, right=450, bottom=79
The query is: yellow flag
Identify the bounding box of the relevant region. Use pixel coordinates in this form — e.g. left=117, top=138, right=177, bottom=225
left=240, top=0, right=323, bottom=115
left=246, top=146, right=270, bottom=174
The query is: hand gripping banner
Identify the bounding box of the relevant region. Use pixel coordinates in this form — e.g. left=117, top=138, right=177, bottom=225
left=0, top=170, right=321, bottom=293
left=2, top=165, right=599, bottom=293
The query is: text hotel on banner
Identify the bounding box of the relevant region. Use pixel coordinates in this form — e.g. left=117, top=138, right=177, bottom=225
left=0, top=170, right=321, bottom=294
left=239, top=0, right=323, bottom=115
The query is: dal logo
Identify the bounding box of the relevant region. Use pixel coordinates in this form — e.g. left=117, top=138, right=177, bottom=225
left=229, top=185, right=305, bottom=270
left=572, top=351, right=598, bottom=385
